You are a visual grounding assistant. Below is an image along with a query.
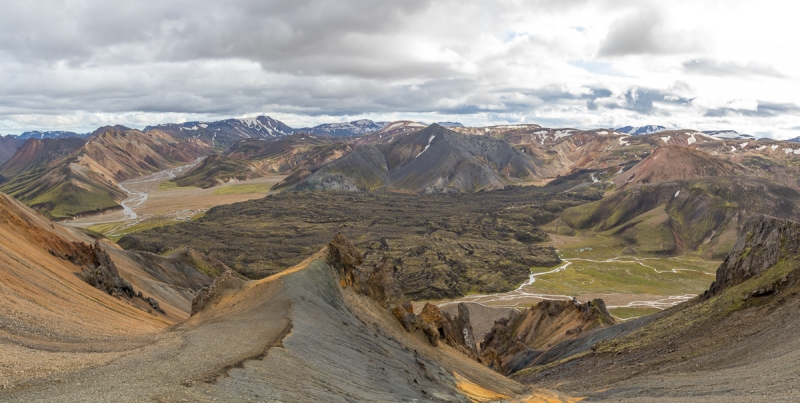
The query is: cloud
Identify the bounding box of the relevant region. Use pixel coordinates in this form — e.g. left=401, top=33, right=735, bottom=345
left=704, top=102, right=800, bottom=118
left=598, top=7, right=702, bottom=56
left=591, top=87, right=691, bottom=115
left=683, top=59, right=786, bottom=78
left=0, top=0, right=797, bottom=138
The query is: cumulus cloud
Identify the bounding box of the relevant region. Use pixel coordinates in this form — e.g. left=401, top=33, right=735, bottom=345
left=683, top=59, right=786, bottom=78
left=598, top=7, right=703, bottom=56
left=0, top=0, right=797, bottom=138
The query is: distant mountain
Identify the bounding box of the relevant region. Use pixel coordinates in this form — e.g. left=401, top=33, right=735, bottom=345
left=145, top=116, right=294, bottom=151
left=17, top=130, right=88, bottom=140
left=284, top=124, right=544, bottom=193
left=613, top=145, right=745, bottom=190
left=172, top=134, right=352, bottom=188
left=788, top=136, right=800, bottom=143
left=436, top=122, right=464, bottom=127
left=297, top=119, right=386, bottom=137
left=615, top=125, right=667, bottom=135
left=0, top=135, right=24, bottom=165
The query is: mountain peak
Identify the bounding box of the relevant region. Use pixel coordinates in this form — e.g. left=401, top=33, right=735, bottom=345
left=615, top=125, right=667, bottom=135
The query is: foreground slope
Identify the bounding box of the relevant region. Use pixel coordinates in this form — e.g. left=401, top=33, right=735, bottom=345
left=2, top=235, right=577, bottom=402
left=515, top=215, right=800, bottom=401
left=0, top=193, right=172, bottom=389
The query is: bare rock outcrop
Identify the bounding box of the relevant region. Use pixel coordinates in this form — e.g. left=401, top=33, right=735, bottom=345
left=480, top=298, right=616, bottom=375
left=707, top=214, right=800, bottom=297
left=191, top=270, right=245, bottom=315
left=49, top=240, right=167, bottom=314
left=326, top=233, right=477, bottom=353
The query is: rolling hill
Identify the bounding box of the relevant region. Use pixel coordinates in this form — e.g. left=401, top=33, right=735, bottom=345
left=172, top=134, right=352, bottom=188
left=559, top=176, right=800, bottom=258
left=0, top=126, right=212, bottom=219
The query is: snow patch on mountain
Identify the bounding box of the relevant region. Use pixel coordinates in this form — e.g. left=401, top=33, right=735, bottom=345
left=615, top=125, right=667, bottom=135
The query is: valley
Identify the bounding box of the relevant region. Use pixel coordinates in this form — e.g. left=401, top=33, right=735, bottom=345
left=67, top=161, right=286, bottom=241
left=4, top=117, right=800, bottom=401
left=429, top=234, right=720, bottom=321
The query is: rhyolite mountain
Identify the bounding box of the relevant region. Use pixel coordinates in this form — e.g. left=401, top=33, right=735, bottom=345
left=0, top=126, right=211, bottom=219
left=0, top=135, right=25, bottom=165
left=172, top=133, right=353, bottom=188
left=0, top=138, right=87, bottom=179
left=286, top=124, right=545, bottom=193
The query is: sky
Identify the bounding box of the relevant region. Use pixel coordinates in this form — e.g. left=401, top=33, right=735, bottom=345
left=0, top=0, right=799, bottom=138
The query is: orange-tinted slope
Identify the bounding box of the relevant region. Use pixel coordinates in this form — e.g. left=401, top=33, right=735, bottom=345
left=0, top=193, right=170, bottom=344
left=614, top=145, right=745, bottom=189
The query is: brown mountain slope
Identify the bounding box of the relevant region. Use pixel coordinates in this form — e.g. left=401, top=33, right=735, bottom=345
left=172, top=134, right=352, bottom=188
left=0, top=191, right=224, bottom=390
left=0, top=138, right=86, bottom=178
left=0, top=136, right=25, bottom=166
left=82, top=126, right=211, bottom=182
left=0, top=126, right=212, bottom=219
left=514, top=215, right=800, bottom=401
left=0, top=193, right=170, bottom=388
left=614, top=145, right=747, bottom=189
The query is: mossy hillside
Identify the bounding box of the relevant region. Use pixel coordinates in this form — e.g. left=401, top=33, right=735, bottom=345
left=1, top=165, right=122, bottom=219
left=592, top=255, right=800, bottom=357
left=559, top=177, right=800, bottom=257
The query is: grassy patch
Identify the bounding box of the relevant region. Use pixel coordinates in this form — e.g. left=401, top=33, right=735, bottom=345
left=212, top=182, right=273, bottom=195
left=157, top=181, right=178, bottom=190
left=539, top=233, right=721, bottom=297
left=609, top=307, right=662, bottom=320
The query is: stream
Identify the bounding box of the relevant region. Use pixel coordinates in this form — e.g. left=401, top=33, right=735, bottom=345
left=66, top=158, right=203, bottom=227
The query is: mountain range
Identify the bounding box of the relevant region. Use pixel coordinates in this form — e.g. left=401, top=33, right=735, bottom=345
left=5, top=114, right=800, bottom=400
